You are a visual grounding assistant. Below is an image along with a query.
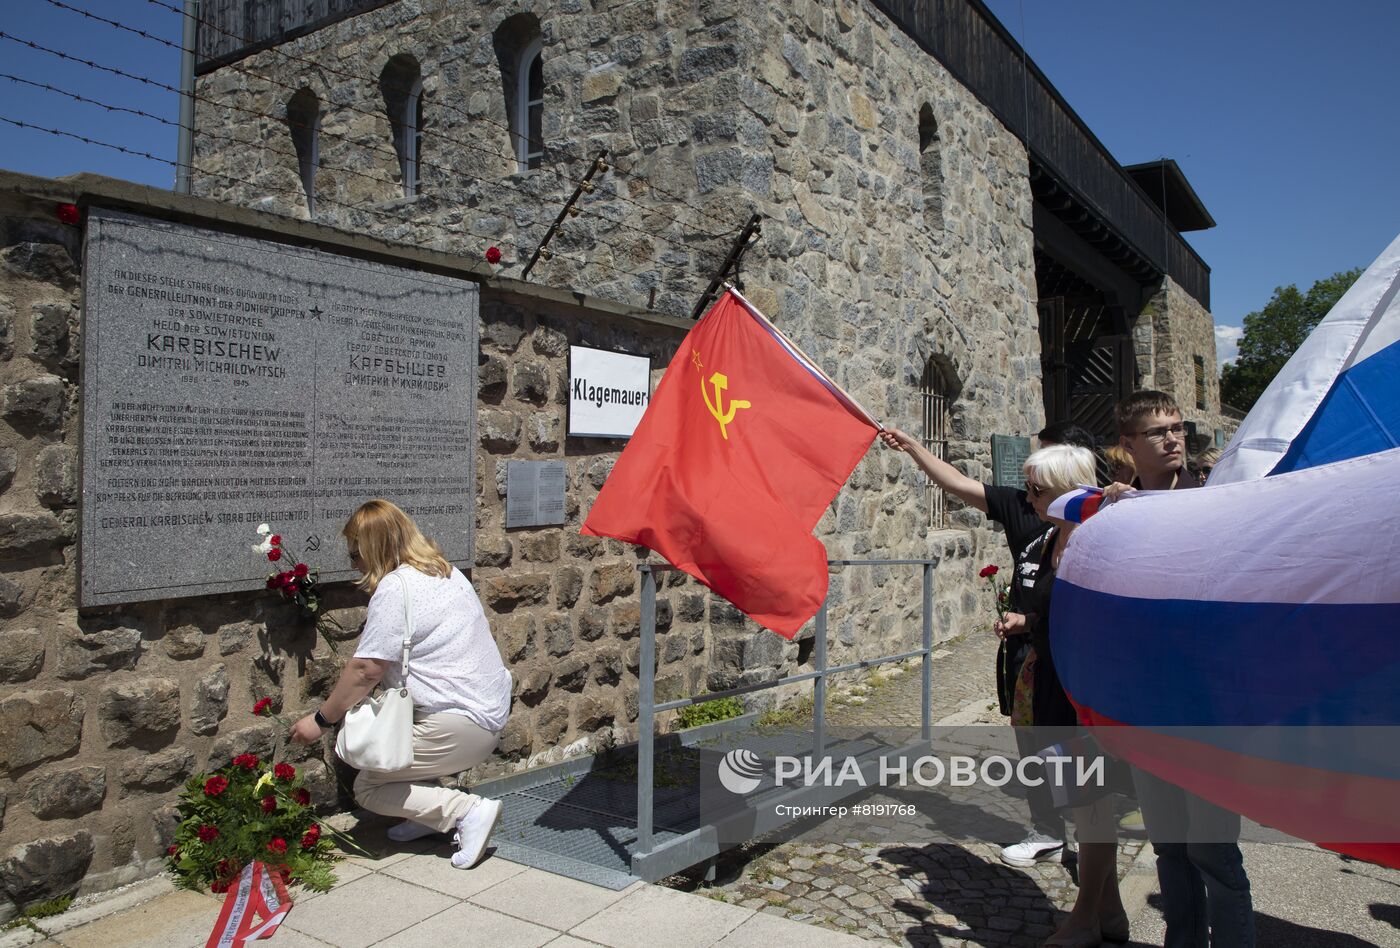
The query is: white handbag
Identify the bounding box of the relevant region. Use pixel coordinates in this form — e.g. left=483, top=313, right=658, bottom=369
left=335, top=571, right=416, bottom=772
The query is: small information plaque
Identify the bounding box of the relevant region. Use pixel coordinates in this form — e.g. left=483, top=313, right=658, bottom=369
left=505, top=461, right=567, bottom=528
left=991, top=434, right=1032, bottom=489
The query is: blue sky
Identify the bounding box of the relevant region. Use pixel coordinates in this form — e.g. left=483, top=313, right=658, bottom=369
left=983, top=0, right=1400, bottom=363
left=2, top=2, right=1397, bottom=366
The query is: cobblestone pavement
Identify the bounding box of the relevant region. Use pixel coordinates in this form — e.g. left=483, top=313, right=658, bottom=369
left=662, top=631, right=1149, bottom=947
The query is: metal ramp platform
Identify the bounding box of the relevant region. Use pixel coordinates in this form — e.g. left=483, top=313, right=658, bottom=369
left=475, top=722, right=911, bottom=889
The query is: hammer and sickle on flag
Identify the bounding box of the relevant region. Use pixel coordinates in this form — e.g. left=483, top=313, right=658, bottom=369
left=700, top=371, right=750, bottom=440
left=582, top=287, right=879, bottom=637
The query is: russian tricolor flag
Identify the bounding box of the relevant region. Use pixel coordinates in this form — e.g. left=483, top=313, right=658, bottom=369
left=1052, top=231, right=1400, bottom=869
left=1046, top=486, right=1106, bottom=524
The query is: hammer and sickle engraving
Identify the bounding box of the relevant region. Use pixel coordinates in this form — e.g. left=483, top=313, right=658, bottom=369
left=701, top=371, right=751, bottom=440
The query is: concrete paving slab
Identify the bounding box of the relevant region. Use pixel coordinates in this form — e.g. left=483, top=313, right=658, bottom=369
left=293, top=858, right=373, bottom=901
left=32, top=878, right=176, bottom=938
left=380, top=851, right=528, bottom=899
left=49, top=890, right=220, bottom=948
left=373, top=901, right=556, bottom=948
left=569, top=884, right=754, bottom=948
left=0, top=928, right=51, bottom=948
left=713, top=911, right=872, bottom=947
left=467, top=866, right=635, bottom=929
left=281, top=873, right=454, bottom=948
left=542, top=937, right=608, bottom=948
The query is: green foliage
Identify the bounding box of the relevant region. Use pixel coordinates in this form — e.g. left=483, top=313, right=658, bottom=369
left=676, top=696, right=745, bottom=730
left=1220, top=268, right=1362, bottom=411
left=19, top=896, right=71, bottom=920
left=167, top=756, right=342, bottom=895
left=756, top=694, right=815, bottom=733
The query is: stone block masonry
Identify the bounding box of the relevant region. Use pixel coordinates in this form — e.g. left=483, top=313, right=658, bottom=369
left=0, top=155, right=1012, bottom=908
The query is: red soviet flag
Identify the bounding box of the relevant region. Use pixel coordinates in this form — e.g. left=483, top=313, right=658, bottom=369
left=581, top=288, right=879, bottom=638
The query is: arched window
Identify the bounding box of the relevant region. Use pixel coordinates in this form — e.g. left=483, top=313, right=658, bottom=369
left=918, top=104, right=943, bottom=233
left=494, top=15, right=544, bottom=174
left=286, top=88, right=320, bottom=216
left=920, top=356, right=954, bottom=527
left=380, top=55, right=423, bottom=197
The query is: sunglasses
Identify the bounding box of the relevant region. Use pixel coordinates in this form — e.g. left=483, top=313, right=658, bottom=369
left=1026, top=482, right=1047, bottom=499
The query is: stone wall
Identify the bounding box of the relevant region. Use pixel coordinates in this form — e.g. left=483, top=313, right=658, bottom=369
left=0, top=171, right=1014, bottom=911
left=191, top=0, right=1045, bottom=652
left=1133, top=278, right=1237, bottom=450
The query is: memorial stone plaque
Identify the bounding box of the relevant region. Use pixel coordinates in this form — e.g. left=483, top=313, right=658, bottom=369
left=990, top=434, right=1032, bottom=489
left=80, top=210, right=478, bottom=606
left=505, top=461, right=566, bottom=528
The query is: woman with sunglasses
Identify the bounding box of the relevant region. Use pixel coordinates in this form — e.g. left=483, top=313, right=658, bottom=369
left=997, top=445, right=1129, bottom=947
left=289, top=499, right=512, bottom=869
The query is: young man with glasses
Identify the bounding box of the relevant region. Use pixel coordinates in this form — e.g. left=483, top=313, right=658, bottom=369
left=1107, top=391, right=1255, bottom=946
left=880, top=420, right=1097, bottom=870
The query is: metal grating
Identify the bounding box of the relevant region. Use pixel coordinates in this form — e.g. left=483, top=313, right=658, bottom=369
left=476, top=731, right=897, bottom=889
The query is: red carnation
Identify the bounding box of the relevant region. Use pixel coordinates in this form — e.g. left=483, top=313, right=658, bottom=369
left=232, top=753, right=259, bottom=770
left=197, top=825, right=219, bottom=842
left=265, top=574, right=281, bottom=589
left=204, top=776, right=229, bottom=797
left=293, top=562, right=309, bottom=578
left=267, top=837, right=288, bottom=855
left=485, top=246, right=502, bottom=265
left=979, top=564, right=999, bottom=578
left=211, top=879, right=231, bottom=894
left=292, top=788, right=311, bottom=806
left=261, top=795, right=277, bottom=813
left=253, top=697, right=273, bottom=716
left=274, top=762, right=296, bottom=782
left=166, top=844, right=179, bottom=857
left=217, top=859, right=234, bottom=877
left=300, top=831, right=318, bottom=849
left=267, top=547, right=282, bottom=562
left=270, top=535, right=281, bottom=546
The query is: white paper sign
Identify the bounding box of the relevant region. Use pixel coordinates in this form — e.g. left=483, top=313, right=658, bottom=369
left=568, top=345, right=651, bottom=438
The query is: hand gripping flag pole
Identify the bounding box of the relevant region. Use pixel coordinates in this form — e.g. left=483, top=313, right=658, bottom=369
left=581, top=286, right=880, bottom=637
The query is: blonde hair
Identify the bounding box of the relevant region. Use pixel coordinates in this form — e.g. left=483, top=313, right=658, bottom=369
left=1024, top=444, right=1096, bottom=501
left=1104, top=444, right=1136, bottom=477
left=342, top=499, right=450, bottom=593
left=1195, top=446, right=1222, bottom=468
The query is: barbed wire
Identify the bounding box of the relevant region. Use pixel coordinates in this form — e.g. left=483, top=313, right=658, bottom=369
left=0, top=112, right=707, bottom=290
left=138, top=0, right=740, bottom=233
left=42, top=0, right=737, bottom=242
left=0, top=30, right=726, bottom=284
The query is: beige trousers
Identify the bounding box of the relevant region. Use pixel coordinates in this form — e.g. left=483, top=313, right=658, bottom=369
left=353, top=711, right=499, bottom=833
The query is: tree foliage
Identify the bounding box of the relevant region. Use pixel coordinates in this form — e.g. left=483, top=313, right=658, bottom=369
left=1220, top=268, right=1362, bottom=411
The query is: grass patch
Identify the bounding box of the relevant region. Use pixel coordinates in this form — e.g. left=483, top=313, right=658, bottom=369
left=676, top=696, right=745, bottom=730
left=756, top=694, right=815, bottom=733
left=3, top=895, right=73, bottom=934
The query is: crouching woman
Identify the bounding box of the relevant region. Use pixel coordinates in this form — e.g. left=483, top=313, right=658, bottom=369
left=290, top=499, right=512, bottom=869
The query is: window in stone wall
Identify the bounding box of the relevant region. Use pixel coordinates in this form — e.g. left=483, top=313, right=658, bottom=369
left=921, top=356, right=954, bottom=527
left=494, top=14, right=545, bottom=174
left=918, top=104, right=944, bottom=233
left=1194, top=354, right=1207, bottom=410
left=380, top=55, right=424, bottom=198
left=286, top=88, right=320, bottom=217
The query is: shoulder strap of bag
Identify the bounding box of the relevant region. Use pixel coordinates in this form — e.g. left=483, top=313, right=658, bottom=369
left=392, top=569, right=414, bottom=679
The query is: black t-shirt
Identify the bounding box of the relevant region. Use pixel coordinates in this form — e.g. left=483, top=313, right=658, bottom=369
left=983, top=484, right=1052, bottom=614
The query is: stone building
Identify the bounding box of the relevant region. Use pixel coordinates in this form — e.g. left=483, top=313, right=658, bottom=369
left=0, top=0, right=1230, bottom=908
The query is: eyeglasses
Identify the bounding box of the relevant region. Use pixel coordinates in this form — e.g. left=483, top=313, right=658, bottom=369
left=1026, top=481, right=1047, bottom=499
left=1132, top=423, right=1186, bottom=444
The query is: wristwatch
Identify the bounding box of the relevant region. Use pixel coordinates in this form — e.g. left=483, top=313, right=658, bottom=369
left=313, top=708, right=336, bottom=729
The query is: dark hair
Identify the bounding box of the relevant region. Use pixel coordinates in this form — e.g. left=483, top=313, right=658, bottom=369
left=1036, top=421, right=1097, bottom=450
left=1117, top=390, right=1182, bottom=436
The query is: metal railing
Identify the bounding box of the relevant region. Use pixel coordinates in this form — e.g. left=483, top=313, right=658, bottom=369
left=634, top=558, right=937, bottom=863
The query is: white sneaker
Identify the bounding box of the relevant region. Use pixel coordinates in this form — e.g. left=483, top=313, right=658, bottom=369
left=999, top=830, right=1065, bottom=868
left=451, top=799, right=502, bottom=869
left=387, top=820, right=441, bottom=843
